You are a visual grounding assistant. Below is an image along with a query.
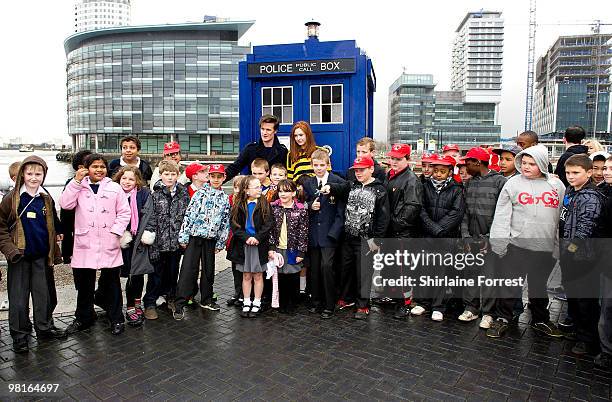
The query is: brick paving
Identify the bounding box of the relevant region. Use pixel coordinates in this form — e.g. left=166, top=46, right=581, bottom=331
left=0, top=269, right=610, bottom=401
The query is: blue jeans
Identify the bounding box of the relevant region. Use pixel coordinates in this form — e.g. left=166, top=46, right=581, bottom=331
left=143, top=250, right=181, bottom=308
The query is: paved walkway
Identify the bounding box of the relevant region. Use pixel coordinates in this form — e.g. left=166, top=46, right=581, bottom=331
left=0, top=269, right=610, bottom=401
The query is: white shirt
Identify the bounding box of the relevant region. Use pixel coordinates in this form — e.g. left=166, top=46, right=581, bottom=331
left=317, top=172, right=329, bottom=189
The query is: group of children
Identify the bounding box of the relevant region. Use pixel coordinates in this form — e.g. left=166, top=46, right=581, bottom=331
left=2, top=129, right=612, bottom=370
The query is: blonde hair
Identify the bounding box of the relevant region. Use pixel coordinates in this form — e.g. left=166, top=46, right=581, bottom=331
left=8, top=162, right=20, bottom=180
left=584, top=139, right=604, bottom=154
left=251, top=158, right=269, bottom=172
left=356, top=137, right=375, bottom=152
left=158, top=160, right=180, bottom=174
left=311, top=149, right=331, bottom=164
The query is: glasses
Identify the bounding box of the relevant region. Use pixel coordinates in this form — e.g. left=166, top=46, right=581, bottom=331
left=165, top=152, right=180, bottom=157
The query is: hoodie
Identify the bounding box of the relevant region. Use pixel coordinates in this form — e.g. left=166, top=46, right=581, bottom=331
left=490, top=145, right=566, bottom=256
left=554, top=144, right=588, bottom=187
left=460, top=170, right=507, bottom=239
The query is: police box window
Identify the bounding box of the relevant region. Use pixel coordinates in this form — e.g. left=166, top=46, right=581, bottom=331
left=310, top=84, right=342, bottom=124
left=262, top=86, right=293, bottom=124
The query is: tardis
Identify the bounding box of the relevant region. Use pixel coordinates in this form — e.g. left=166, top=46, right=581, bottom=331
left=239, top=22, right=376, bottom=173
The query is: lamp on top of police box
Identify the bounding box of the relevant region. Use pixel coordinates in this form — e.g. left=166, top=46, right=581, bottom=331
left=305, top=20, right=321, bottom=39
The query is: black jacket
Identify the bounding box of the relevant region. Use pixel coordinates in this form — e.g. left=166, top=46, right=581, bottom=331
left=227, top=204, right=273, bottom=266
left=554, top=144, right=589, bottom=187
left=345, top=159, right=387, bottom=185
left=108, top=158, right=153, bottom=182
left=328, top=178, right=390, bottom=240
left=420, top=179, right=465, bottom=238
left=386, top=168, right=423, bottom=237
left=225, top=136, right=288, bottom=182
left=303, top=173, right=346, bottom=248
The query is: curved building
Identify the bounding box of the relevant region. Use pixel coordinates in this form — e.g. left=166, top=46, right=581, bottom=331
left=65, top=21, right=253, bottom=155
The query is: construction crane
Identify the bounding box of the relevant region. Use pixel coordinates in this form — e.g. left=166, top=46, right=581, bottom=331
left=524, top=13, right=612, bottom=135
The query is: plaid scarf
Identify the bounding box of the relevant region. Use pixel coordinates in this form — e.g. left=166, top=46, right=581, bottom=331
left=430, top=177, right=451, bottom=194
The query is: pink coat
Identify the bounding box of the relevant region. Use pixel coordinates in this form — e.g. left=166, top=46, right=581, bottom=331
left=59, top=177, right=130, bottom=269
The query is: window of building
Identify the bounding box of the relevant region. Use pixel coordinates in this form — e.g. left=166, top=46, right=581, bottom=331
left=261, top=86, right=292, bottom=124
left=310, top=84, right=343, bottom=124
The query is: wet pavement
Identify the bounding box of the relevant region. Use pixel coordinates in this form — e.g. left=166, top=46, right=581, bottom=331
left=0, top=269, right=610, bottom=401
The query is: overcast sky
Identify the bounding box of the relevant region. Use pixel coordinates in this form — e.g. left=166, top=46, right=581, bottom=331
left=0, top=0, right=609, bottom=144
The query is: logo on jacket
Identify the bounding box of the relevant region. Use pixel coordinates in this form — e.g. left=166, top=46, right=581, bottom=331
left=517, top=191, right=559, bottom=208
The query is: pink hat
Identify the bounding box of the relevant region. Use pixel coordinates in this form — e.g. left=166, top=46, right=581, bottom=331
left=387, top=143, right=412, bottom=158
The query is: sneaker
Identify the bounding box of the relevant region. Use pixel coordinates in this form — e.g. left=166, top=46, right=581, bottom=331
left=531, top=321, right=563, bottom=338
left=134, top=300, right=144, bottom=316
left=431, top=311, right=443, bottom=322
left=486, top=320, right=509, bottom=338
left=227, top=296, right=238, bottom=306
left=155, top=295, right=167, bottom=307
left=173, top=306, right=185, bottom=321
left=353, top=308, right=369, bottom=320
left=458, top=310, right=479, bottom=322
left=144, top=307, right=158, bottom=320
left=479, top=315, right=494, bottom=329
left=0, top=299, right=9, bottom=311
left=558, top=317, right=574, bottom=328
left=410, top=305, right=426, bottom=316
left=13, top=338, right=28, bottom=354
left=111, top=322, right=125, bottom=335
left=200, top=301, right=221, bottom=311
left=241, top=304, right=251, bottom=318
left=125, top=308, right=144, bottom=327
left=393, top=305, right=410, bottom=320
left=336, top=300, right=355, bottom=310
left=594, top=353, right=612, bottom=369
left=65, top=319, right=93, bottom=334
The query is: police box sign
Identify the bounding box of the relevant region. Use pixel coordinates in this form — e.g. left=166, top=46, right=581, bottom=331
left=248, top=58, right=355, bottom=77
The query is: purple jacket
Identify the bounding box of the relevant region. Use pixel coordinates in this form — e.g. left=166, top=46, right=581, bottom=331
left=269, top=200, right=308, bottom=257
left=59, top=177, right=130, bottom=269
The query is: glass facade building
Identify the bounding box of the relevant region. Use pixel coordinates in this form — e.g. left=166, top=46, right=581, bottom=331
left=64, top=22, right=253, bottom=155
left=533, top=34, right=612, bottom=136
left=388, top=74, right=435, bottom=144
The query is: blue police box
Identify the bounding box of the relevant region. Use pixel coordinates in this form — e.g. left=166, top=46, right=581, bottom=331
left=239, top=22, right=376, bottom=173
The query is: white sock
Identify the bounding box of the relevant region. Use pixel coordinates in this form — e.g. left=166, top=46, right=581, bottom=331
left=253, top=298, right=261, bottom=307
left=300, top=276, right=306, bottom=291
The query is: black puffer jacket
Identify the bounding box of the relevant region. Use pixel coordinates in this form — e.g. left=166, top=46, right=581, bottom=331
left=420, top=178, right=465, bottom=238
left=386, top=168, right=423, bottom=237
left=225, top=136, right=288, bottom=182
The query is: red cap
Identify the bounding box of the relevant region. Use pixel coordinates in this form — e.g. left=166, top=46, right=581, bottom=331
left=185, top=163, right=208, bottom=180
left=163, top=141, right=181, bottom=155
left=208, top=164, right=226, bottom=174
left=387, top=143, right=411, bottom=158
left=350, top=155, right=375, bottom=169
left=443, top=144, right=460, bottom=152
left=431, top=155, right=457, bottom=167
left=464, top=147, right=490, bottom=162
left=456, top=157, right=467, bottom=166
left=421, top=153, right=439, bottom=164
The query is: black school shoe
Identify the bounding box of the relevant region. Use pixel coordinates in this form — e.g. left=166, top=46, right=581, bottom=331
left=65, top=319, right=93, bottom=335
left=595, top=353, right=612, bottom=369
left=37, top=328, right=67, bottom=340
left=248, top=305, right=261, bottom=318
left=571, top=342, right=599, bottom=356
left=393, top=305, right=410, bottom=320
left=111, top=322, right=125, bottom=336
left=486, top=320, right=509, bottom=338
left=13, top=338, right=29, bottom=354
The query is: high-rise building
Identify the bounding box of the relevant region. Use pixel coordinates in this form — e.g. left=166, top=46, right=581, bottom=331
left=451, top=11, right=504, bottom=104
left=74, top=0, right=131, bottom=33
left=387, top=74, right=435, bottom=144
left=533, top=34, right=612, bottom=136
left=64, top=21, right=253, bottom=154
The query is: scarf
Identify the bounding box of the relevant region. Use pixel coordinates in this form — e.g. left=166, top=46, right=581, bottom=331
left=127, top=188, right=139, bottom=235
left=430, top=177, right=451, bottom=194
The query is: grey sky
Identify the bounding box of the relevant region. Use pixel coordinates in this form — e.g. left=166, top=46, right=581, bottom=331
left=0, top=0, right=609, bottom=144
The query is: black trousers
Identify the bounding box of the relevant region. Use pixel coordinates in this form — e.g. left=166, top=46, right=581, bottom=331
left=231, top=262, right=243, bottom=298
left=175, top=237, right=216, bottom=309
left=279, top=273, right=300, bottom=310
left=462, top=249, right=497, bottom=315
left=341, top=236, right=373, bottom=309
left=309, top=247, right=337, bottom=311
left=125, top=275, right=145, bottom=308
left=159, top=251, right=181, bottom=300
left=599, top=275, right=612, bottom=355
left=73, top=267, right=123, bottom=325
left=561, top=256, right=601, bottom=348
left=493, top=246, right=554, bottom=323
left=7, top=257, right=53, bottom=340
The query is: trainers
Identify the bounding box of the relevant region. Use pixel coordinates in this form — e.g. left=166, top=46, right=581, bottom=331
left=155, top=296, right=167, bottom=307
left=558, top=317, right=574, bottom=328
left=336, top=300, right=355, bottom=310
left=486, top=320, right=509, bottom=338
left=353, top=308, right=369, bottom=320
left=200, top=301, right=221, bottom=311
left=393, top=305, right=410, bottom=320
left=227, top=296, right=238, bottom=306
left=173, top=306, right=185, bottom=321
left=134, top=299, right=144, bottom=316
left=531, top=321, right=563, bottom=338
left=410, top=305, right=426, bottom=316
left=431, top=311, right=443, bottom=322
left=594, top=353, right=612, bottom=369
left=144, top=307, right=158, bottom=320
left=458, top=310, right=479, bottom=322
left=125, top=308, right=144, bottom=327
left=479, top=315, right=493, bottom=329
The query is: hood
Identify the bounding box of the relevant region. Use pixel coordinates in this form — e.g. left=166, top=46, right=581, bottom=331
left=14, top=155, right=48, bottom=190
left=566, top=144, right=589, bottom=156
left=590, top=150, right=611, bottom=161
left=515, top=144, right=550, bottom=178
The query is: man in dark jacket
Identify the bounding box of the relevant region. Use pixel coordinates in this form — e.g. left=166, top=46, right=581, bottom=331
left=383, top=144, right=424, bottom=319
left=225, top=114, right=288, bottom=182
left=554, top=126, right=588, bottom=187
left=459, top=147, right=506, bottom=329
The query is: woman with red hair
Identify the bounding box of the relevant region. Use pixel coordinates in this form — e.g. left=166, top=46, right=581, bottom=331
left=286, top=121, right=323, bottom=181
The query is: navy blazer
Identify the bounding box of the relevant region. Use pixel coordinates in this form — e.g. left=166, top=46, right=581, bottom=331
left=303, top=173, right=346, bottom=248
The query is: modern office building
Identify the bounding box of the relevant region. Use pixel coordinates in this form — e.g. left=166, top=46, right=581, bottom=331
left=533, top=34, right=612, bottom=136
left=64, top=21, right=253, bottom=155
left=74, top=0, right=132, bottom=33
left=387, top=74, right=435, bottom=144
left=451, top=11, right=504, bottom=104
